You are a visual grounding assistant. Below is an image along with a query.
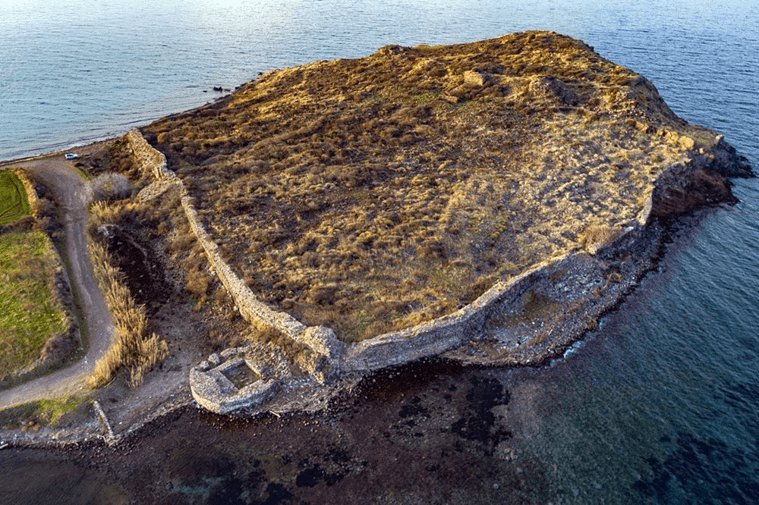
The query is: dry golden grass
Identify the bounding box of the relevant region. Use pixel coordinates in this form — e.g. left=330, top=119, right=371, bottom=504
left=87, top=236, right=168, bottom=388
left=140, top=31, right=715, bottom=342
left=578, top=224, right=620, bottom=252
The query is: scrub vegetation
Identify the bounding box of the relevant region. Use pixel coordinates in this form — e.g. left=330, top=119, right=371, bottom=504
left=133, top=31, right=715, bottom=342
left=87, top=219, right=169, bottom=388
left=0, top=396, right=91, bottom=430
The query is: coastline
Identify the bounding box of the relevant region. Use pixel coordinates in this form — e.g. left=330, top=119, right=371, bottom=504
left=0, top=133, right=751, bottom=450
left=0, top=31, right=754, bottom=448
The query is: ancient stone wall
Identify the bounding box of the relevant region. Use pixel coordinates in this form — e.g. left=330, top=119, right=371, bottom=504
left=126, top=129, right=652, bottom=386
left=126, top=130, right=178, bottom=183
left=339, top=254, right=572, bottom=372
left=180, top=197, right=308, bottom=339
left=126, top=130, right=343, bottom=366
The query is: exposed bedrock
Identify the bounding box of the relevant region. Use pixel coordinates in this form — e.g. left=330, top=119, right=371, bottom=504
left=651, top=138, right=754, bottom=217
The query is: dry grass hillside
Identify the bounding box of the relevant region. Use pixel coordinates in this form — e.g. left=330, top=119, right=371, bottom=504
left=141, top=30, right=716, bottom=342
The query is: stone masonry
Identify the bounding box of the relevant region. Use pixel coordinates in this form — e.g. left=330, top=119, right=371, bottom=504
left=125, top=129, right=694, bottom=416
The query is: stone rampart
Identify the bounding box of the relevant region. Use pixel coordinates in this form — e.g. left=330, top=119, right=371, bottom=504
left=126, top=128, right=679, bottom=415
left=126, top=130, right=343, bottom=366
left=126, top=130, right=179, bottom=183
left=181, top=197, right=308, bottom=339
left=340, top=253, right=572, bottom=372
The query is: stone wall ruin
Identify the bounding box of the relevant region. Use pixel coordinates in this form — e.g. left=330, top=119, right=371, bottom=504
left=125, top=128, right=711, bottom=416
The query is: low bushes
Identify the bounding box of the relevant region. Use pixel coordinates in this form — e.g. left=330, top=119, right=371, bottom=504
left=88, top=173, right=131, bottom=202
left=579, top=224, right=619, bottom=253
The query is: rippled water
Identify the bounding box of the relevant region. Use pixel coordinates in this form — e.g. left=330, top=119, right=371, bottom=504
left=0, top=0, right=596, bottom=160
left=1, top=0, right=758, bottom=503
left=4, top=0, right=755, bottom=162
left=502, top=184, right=759, bottom=502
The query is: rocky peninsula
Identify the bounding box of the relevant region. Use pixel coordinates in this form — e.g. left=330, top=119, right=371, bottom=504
left=0, top=31, right=752, bottom=443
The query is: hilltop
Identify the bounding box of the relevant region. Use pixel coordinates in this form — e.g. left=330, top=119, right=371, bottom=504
left=0, top=30, right=753, bottom=433
left=132, top=30, right=746, bottom=343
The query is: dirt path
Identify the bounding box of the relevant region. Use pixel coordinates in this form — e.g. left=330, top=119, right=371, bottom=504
left=0, top=155, right=115, bottom=408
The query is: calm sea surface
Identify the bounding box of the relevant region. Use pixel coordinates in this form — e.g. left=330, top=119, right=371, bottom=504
left=1, top=0, right=758, bottom=503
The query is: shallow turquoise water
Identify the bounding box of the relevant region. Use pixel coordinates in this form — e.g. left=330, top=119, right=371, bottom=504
left=1, top=0, right=757, bottom=502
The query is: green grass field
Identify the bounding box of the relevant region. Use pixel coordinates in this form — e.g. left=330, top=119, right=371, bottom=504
left=0, top=396, right=91, bottom=429
left=0, top=230, right=69, bottom=379
left=0, top=170, right=31, bottom=225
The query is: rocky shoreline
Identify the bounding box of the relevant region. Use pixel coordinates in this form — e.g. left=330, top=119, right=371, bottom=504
left=0, top=31, right=754, bottom=448
left=1, top=134, right=750, bottom=450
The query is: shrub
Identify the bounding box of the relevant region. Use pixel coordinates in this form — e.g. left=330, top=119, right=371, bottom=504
left=89, top=173, right=131, bottom=202
left=579, top=224, right=618, bottom=253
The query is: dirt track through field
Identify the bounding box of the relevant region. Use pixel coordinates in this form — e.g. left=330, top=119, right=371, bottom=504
left=0, top=156, right=114, bottom=408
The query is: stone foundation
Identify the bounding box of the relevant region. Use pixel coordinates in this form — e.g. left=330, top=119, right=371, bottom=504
left=189, top=349, right=280, bottom=415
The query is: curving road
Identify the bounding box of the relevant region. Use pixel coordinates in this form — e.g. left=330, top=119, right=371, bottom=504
left=0, top=156, right=114, bottom=408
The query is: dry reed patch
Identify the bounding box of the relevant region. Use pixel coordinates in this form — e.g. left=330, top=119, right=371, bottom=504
left=87, top=233, right=168, bottom=388
left=141, top=31, right=711, bottom=341
left=89, top=173, right=248, bottom=351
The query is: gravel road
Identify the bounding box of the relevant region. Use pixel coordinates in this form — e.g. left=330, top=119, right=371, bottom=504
left=0, top=155, right=114, bottom=408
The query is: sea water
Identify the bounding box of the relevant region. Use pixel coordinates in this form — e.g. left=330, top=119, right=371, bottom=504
left=1, top=0, right=758, bottom=502
left=5, top=0, right=754, bottom=162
